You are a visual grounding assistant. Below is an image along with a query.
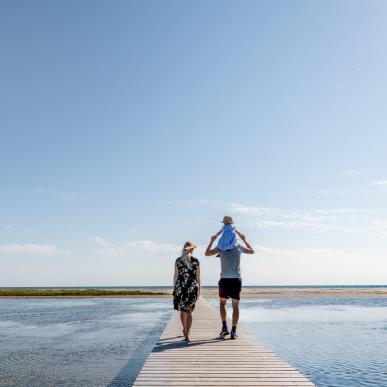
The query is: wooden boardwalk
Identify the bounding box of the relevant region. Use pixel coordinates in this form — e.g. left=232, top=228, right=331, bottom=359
left=133, top=298, right=315, bottom=386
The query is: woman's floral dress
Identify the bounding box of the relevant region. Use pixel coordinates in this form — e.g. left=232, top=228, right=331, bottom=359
left=173, top=257, right=200, bottom=312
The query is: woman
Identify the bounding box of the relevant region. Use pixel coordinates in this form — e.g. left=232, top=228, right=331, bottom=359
left=173, top=241, right=200, bottom=341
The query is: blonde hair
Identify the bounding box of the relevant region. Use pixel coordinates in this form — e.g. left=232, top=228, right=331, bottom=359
left=181, top=241, right=196, bottom=268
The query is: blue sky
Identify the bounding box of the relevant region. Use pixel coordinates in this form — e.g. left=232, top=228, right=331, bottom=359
left=1, top=1, right=387, bottom=286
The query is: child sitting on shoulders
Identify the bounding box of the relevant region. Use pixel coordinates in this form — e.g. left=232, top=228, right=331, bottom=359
left=214, top=216, right=241, bottom=252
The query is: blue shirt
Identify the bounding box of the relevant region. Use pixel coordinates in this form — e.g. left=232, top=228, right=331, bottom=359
left=217, top=224, right=238, bottom=251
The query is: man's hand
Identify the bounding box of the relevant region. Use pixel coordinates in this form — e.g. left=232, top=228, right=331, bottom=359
left=205, top=236, right=219, bottom=256
left=236, top=230, right=254, bottom=254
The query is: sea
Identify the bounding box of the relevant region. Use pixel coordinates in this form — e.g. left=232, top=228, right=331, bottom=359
left=0, top=286, right=386, bottom=387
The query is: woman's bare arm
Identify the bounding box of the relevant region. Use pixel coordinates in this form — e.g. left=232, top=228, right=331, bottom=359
left=196, top=266, right=201, bottom=293
left=173, top=265, right=179, bottom=286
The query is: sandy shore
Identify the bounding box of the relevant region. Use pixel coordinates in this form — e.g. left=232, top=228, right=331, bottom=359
left=137, top=286, right=387, bottom=298
left=202, top=287, right=387, bottom=298
left=2, top=287, right=387, bottom=298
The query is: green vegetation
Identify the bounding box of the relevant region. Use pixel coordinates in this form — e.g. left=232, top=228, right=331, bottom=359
left=0, top=289, right=169, bottom=297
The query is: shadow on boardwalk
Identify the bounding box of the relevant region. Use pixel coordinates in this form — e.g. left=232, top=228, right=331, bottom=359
left=107, top=340, right=154, bottom=387
left=153, top=337, right=224, bottom=352
left=107, top=336, right=223, bottom=386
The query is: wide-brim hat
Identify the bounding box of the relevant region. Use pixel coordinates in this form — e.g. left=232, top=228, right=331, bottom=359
left=221, top=216, right=233, bottom=224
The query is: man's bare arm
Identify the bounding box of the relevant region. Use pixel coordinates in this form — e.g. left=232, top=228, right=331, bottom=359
left=205, top=235, right=219, bottom=256
left=236, top=230, right=254, bottom=254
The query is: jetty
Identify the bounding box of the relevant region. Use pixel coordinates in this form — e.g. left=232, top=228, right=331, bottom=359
left=133, top=298, right=315, bottom=386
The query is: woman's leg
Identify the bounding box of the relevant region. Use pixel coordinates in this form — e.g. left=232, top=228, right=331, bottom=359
left=185, top=310, right=193, bottom=338
left=180, top=311, right=186, bottom=336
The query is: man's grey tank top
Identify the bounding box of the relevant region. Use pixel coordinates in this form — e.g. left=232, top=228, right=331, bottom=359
left=218, top=245, right=248, bottom=279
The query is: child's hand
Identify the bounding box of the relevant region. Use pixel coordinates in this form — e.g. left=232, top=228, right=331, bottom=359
left=210, top=235, right=218, bottom=242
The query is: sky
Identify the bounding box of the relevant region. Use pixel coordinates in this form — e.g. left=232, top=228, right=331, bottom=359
left=1, top=1, right=387, bottom=286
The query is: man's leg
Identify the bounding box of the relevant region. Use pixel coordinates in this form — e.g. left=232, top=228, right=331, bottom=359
left=230, top=278, right=241, bottom=339
left=219, top=297, right=227, bottom=321
left=231, top=298, right=240, bottom=327
left=219, top=297, right=229, bottom=336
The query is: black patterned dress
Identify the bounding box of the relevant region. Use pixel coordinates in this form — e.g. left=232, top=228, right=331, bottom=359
left=173, top=257, right=200, bottom=312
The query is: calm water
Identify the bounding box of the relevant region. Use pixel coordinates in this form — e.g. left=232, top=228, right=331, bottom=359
left=212, top=297, right=387, bottom=387
left=1, top=297, right=387, bottom=386
left=0, top=298, right=171, bottom=387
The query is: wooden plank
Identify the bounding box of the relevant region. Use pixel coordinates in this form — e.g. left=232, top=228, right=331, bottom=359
left=134, top=383, right=315, bottom=386
left=133, top=298, right=315, bottom=386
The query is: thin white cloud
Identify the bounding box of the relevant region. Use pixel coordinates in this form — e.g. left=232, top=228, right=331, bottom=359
left=253, top=244, right=338, bottom=259
left=341, top=169, right=362, bottom=177
left=310, top=179, right=387, bottom=196
left=308, top=185, right=363, bottom=195
left=125, top=240, right=178, bottom=253
left=35, top=188, right=75, bottom=199
left=1, top=224, right=13, bottom=231
left=0, top=244, right=69, bottom=256
left=244, top=243, right=387, bottom=285
left=227, top=203, right=362, bottom=233
left=160, top=199, right=387, bottom=239
left=371, top=180, right=387, bottom=188
left=94, top=237, right=180, bottom=257
left=93, top=236, right=110, bottom=248
left=231, top=205, right=279, bottom=216
left=224, top=202, right=387, bottom=239
left=365, top=220, right=387, bottom=240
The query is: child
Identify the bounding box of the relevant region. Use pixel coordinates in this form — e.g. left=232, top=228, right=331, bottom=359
left=215, top=216, right=238, bottom=252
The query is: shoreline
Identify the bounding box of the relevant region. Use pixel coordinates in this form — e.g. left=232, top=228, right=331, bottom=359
left=1, top=287, right=387, bottom=298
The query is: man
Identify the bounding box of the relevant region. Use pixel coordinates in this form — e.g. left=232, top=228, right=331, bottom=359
left=205, top=216, right=254, bottom=339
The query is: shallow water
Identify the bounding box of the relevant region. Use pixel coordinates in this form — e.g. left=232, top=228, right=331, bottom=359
left=210, top=297, right=387, bottom=387
left=0, top=298, right=171, bottom=387
left=1, top=297, right=387, bottom=386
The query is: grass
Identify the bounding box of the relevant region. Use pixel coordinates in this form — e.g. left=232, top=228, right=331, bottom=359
left=0, top=289, right=169, bottom=297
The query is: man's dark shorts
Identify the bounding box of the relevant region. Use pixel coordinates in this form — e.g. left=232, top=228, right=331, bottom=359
left=218, top=278, right=242, bottom=300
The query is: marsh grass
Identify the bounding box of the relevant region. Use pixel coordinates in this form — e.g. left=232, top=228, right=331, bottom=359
left=0, top=289, right=169, bottom=297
